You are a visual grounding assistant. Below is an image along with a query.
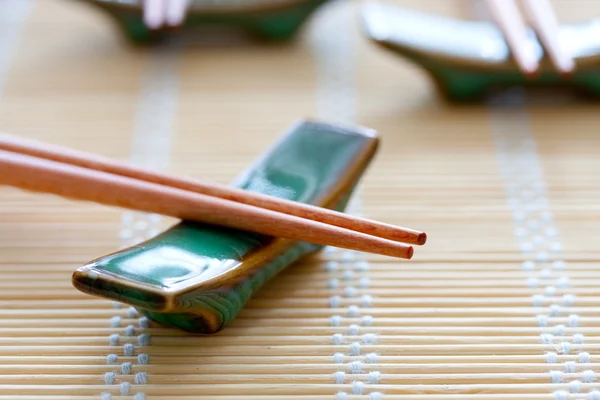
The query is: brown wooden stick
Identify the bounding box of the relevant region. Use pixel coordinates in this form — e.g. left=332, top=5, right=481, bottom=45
left=521, top=0, right=575, bottom=74
left=0, top=133, right=426, bottom=245
left=0, top=149, right=413, bottom=259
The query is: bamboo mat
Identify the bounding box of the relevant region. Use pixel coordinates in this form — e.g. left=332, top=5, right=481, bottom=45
left=1, top=0, right=600, bottom=398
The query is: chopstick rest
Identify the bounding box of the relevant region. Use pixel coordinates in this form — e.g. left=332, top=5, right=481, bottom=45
left=72, top=120, right=380, bottom=333
left=81, top=0, right=330, bottom=43
left=361, top=2, right=600, bottom=102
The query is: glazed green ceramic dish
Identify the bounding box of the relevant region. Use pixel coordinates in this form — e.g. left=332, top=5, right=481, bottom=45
left=361, top=2, right=600, bottom=101
left=80, top=0, right=329, bottom=43
left=73, top=120, right=379, bottom=334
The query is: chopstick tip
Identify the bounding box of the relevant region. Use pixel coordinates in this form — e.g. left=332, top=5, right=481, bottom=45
left=417, top=232, right=427, bottom=246
left=407, top=246, right=414, bottom=259
left=521, top=62, right=540, bottom=79
left=558, top=60, right=576, bottom=77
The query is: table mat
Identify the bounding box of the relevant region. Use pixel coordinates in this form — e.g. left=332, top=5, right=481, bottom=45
left=0, top=0, right=599, bottom=398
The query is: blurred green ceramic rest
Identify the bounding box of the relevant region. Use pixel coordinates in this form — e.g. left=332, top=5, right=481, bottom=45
left=72, top=120, right=379, bottom=334
left=361, top=2, right=600, bottom=102
left=80, top=0, right=330, bottom=43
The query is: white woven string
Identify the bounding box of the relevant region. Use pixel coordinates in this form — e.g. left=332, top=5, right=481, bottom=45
left=490, top=90, right=594, bottom=397
left=110, top=45, right=181, bottom=398
left=0, top=0, right=34, bottom=96
left=309, top=0, right=357, bottom=125
left=309, top=1, right=381, bottom=397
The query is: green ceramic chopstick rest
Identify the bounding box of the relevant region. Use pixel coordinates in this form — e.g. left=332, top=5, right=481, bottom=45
left=361, top=2, right=600, bottom=101
left=72, top=120, right=379, bottom=334
left=80, top=0, right=330, bottom=43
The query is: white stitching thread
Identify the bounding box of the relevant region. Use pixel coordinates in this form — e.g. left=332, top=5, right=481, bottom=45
left=120, top=382, right=131, bottom=396
left=564, top=361, right=576, bottom=373
left=490, top=91, right=591, bottom=398
left=580, top=352, right=591, bottom=364
left=364, top=353, right=378, bottom=364
left=326, top=261, right=339, bottom=273
left=108, top=334, right=119, bottom=346
left=310, top=0, right=382, bottom=396
left=336, top=392, right=348, bottom=400
left=362, top=334, right=377, bottom=345
left=110, top=316, right=121, bottom=328
left=126, top=325, right=136, bottom=337
left=361, top=315, right=374, bottom=327
left=546, top=352, right=558, bottom=364
left=553, top=325, right=566, bottom=336
left=347, top=305, right=360, bottom=318
left=583, top=370, right=596, bottom=383
left=343, top=270, right=354, bottom=281
left=134, top=372, right=148, bottom=384
left=330, top=315, right=341, bottom=327
left=106, top=354, right=118, bottom=365
left=588, top=389, right=600, bottom=400
left=138, top=317, right=150, bottom=329
left=348, top=360, right=362, bottom=374
left=123, top=343, right=135, bottom=357
left=332, top=333, right=344, bottom=345
left=0, top=0, right=33, bottom=95
left=107, top=44, right=181, bottom=399
left=104, top=372, right=116, bottom=385
left=532, top=294, right=544, bottom=307
left=344, top=286, right=357, bottom=298
left=348, top=324, right=360, bottom=336
left=138, top=333, right=150, bottom=346
left=550, top=370, right=563, bottom=383
left=352, top=381, right=365, bottom=395
left=368, top=371, right=381, bottom=384
left=553, top=390, right=569, bottom=400
left=558, top=342, right=572, bottom=355
left=349, top=342, right=361, bottom=356
left=334, top=371, right=346, bottom=384
left=570, top=380, right=582, bottom=393
left=127, top=307, right=138, bottom=319
left=121, top=362, right=132, bottom=375
left=333, top=353, right=344, bottom=364
left=137, top=354, right=149, bottom=365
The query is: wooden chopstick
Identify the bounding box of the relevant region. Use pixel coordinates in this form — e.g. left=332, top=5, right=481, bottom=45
left=485, top=0, right=540, bottom=76
left=0, top=148, right=415, bottom=260
left=521, top=0, right=574, bottom=75
left=485, top=0, right=574, bottom=76
left=0, top=133, right=426, bottom=246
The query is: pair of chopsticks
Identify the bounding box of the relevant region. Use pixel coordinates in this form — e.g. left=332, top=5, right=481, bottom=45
left=485, top=0, right=574, bottom=76
left=143, top=0, right=189, bottom=30
left=0, top=133, right=426, bottom=259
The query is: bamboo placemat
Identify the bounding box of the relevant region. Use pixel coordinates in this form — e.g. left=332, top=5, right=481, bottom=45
left=1, top=0, right=599, bottom=398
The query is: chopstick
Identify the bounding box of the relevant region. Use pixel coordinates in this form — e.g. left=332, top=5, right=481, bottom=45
left=0, top=148, right=414, bottom=259
left=0, top=133, right=425, bottom=246
left=143, top=0, right=190, bottom=29
left=484, top=0, right=574, bottom=76
left=485, top=0, right=540, bottom=76
left=0, top=135, right=426, bottom=258
left=520, top=0, right=575, bottom=74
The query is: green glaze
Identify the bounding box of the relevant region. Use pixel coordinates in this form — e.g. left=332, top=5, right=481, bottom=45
left=73, top=120, right=379, bottom=333
left=79, top=0, right=329, bottom=43
left=361, top=2, right=600, bottom=101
